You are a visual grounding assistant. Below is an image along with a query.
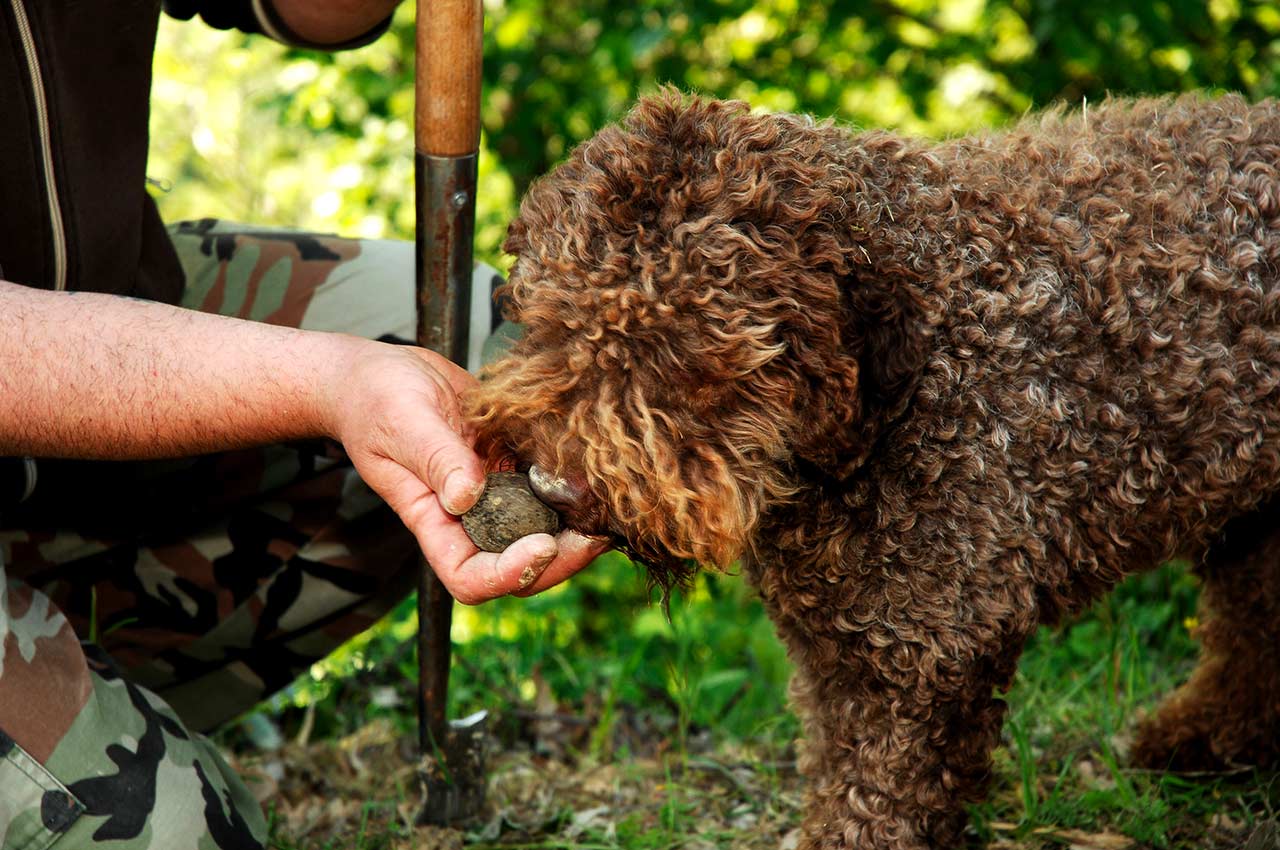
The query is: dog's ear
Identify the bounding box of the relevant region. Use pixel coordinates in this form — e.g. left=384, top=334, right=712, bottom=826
left=794, top=275, right=932, bottom=480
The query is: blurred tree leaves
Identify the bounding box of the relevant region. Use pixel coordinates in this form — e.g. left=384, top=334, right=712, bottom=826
left=473, top=0, right=1280, bottom=196
left=149, top=0, right=1280, bottom=269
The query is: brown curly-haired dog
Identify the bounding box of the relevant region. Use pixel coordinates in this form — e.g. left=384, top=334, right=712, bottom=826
left=468, top=90, right=1280, bottom=849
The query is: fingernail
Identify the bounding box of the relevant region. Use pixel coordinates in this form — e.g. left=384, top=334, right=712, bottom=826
left=518, top=548, right=556, bottom=590
left=443, top=472, right=484, bottom=515
left=565, top=529, right=610, bottom=545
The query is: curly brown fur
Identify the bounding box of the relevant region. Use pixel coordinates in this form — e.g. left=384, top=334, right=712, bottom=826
left=468, top=90, right=1280, bottom=849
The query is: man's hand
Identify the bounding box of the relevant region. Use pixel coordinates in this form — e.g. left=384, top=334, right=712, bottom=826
left=0, top=281, right=605, bottom=604
left=268, top=0, right=401, bottom=45
left=325, top=342, right=608, bottom=603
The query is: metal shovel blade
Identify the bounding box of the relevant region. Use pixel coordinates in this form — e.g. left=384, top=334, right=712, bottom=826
left=416, top=709, right=489, bottom=826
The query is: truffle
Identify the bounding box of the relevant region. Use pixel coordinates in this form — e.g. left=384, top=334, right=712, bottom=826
left=461, top=471, right=561, bottom=552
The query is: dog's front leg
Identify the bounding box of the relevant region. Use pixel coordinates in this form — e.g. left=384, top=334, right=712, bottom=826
left=755, top=554, right=1034, bottom=850
left=779, top=629, right=1021, bottom=850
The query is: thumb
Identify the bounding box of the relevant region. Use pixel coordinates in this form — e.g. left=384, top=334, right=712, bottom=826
left=409, top=347, right=479, bottom=397
left=409, top=406, right=486, bottom=515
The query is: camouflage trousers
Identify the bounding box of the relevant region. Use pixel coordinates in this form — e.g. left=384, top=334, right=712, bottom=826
left=0, top=220, right=503, bottom=850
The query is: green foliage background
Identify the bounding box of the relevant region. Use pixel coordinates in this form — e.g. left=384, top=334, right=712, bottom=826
left=150, top=0, right=1280, bottom=272
left=150, top=4, right=1280, bottom=841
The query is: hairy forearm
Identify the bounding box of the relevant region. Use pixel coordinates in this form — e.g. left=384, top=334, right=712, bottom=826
left=0, top=282, right=604, bottom=602
left=0, top=281, right=361, bottom=460
left=269, top=0, right=400, bottom=44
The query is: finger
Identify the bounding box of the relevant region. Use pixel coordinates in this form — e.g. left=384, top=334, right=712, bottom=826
left=510, top=531, right=610, bottom=596
left=405, top=348, right=494, bottom=451
left=410, top=347, right=479, bottom=397
left=359, top=457, right=485, bottom=569
left=494, top=534, right=563, bottom=593
left=409, top=360, right=470, bottom=438
left=367, top=451, right=551, bottom=603
left=413, top=497, right=558, bottom=603
left=410, top=500, right=504, bottom=603
left=408, top=406, right=486, bottom=514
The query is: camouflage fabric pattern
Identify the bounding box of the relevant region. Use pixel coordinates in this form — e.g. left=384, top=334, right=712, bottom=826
left=0, top=592, right=263, bottom=850
left=0, top=220, right=502, bottom=848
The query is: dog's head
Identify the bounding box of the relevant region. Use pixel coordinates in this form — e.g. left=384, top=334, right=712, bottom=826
left=467, top=91, right=929, bottom=587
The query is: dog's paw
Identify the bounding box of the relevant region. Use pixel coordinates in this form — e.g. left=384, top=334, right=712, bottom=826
left=1132, top=695, right=1279, bottom=772
left=1130, top=714, right=1226, bottom=772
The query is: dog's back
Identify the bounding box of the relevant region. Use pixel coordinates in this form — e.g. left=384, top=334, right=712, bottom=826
left=875, top=94, right=1280, bottom=604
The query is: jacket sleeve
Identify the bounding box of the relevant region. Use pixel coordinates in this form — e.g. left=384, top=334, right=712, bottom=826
left=161, top=0, right=392, bottom=50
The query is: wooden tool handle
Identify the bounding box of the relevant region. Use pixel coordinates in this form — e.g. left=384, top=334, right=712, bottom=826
left=416, top=0, right=483, bottom=157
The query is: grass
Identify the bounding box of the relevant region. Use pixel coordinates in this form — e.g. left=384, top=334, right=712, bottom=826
left=224, top=557, right=1280, bottom=849
left=967, top=565, right=1278, bottom=849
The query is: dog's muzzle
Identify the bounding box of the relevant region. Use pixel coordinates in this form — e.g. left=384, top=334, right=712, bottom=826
left=527, top=465, right=591, bottom=515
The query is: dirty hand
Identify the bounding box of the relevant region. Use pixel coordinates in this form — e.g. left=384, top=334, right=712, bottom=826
left=325, top=340, right=608, bottom=604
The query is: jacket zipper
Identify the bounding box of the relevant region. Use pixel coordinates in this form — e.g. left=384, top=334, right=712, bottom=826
left=9, top=0, right=68, bottom=291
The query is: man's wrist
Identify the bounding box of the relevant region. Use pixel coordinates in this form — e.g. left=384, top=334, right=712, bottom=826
left=302, top=330, right=378, bottom=445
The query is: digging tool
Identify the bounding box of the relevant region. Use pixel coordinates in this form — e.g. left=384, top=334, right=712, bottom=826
left=414, top=0, right=488, bottom=827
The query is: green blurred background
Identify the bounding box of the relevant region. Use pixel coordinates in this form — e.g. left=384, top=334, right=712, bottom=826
left=149, top=0, right=1280, bottom=274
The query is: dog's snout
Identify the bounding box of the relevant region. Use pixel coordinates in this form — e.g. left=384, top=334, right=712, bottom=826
left=528, top=465, right=591, bottom=516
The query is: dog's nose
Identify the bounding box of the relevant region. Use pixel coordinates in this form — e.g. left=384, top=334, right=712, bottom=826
left=528, top=465, right=591, bottom=516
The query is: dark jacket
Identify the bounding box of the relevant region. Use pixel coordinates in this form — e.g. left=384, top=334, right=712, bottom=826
left=0, top=0, right=388, bottom=506
left=0, top=0, right=388, bottom=299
